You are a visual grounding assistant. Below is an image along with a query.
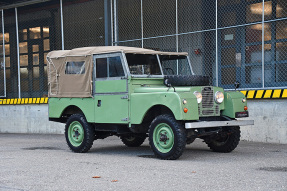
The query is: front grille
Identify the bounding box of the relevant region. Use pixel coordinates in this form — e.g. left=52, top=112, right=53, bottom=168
left=202, top=110, right=214, bottom=115
left=202, top=87, right=214, bottom=108
left=215, top=105, right=219, bottom=114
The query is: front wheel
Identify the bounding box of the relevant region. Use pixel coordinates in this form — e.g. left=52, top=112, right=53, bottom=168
left=65, top=114, right=95, bottom=153
left=149, top=115, right=186, bottom=160
left=205, top=126, right=240, bottom=153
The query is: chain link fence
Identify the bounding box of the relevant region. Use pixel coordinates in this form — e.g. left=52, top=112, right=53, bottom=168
left=1, top=0, right=287, bottom=98
left=0, top=0, right=106, bottom=98
left=114, top=0, right=287, bottom=90
left=16, top=2, right=62, bottom=98
left=63, top=0, right=105, bottom=49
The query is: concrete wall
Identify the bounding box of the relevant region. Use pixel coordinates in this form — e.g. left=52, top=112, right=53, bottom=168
left=0, top=105, right=64, bottom=134
left=0, top=99, right=286, bottom=144
left=241, top=99, right=287, bottom=144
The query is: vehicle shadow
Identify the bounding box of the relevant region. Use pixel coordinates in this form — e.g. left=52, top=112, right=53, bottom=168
left=84, top=140, right=246, bottom=161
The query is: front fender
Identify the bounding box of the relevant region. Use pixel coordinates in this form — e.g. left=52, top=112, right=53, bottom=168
left=221, top=91, right=247, bottom=119
left=130, top=92, right=198, bottom=124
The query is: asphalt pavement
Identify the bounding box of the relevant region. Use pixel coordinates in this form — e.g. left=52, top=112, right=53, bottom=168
left=0, top=133, right=286, bottom=191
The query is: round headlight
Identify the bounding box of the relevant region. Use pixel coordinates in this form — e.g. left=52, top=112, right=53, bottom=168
left=214, top=91, right=224, bottom=104
left=193, top=91, right=202, bottom=104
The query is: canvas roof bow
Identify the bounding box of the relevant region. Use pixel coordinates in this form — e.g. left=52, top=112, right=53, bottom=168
left=47, top=46, right=188, bottom=58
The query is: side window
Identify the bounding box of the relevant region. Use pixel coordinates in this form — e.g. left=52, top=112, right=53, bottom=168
left=65, top=61, right=85, bottom=74
left=96, top=56, right=125, bottom=78
left=96, top=58, right=107, bottom=78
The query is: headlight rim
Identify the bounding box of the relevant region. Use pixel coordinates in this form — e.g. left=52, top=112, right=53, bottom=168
left=193, top=91, right=202, bottom=104
left=214, top=91, right=224, bottom=104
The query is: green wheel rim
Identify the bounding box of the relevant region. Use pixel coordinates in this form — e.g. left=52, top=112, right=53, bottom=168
left=153, top=123, right=174, bottom=153
left=68, top=121, right=85, bottom=147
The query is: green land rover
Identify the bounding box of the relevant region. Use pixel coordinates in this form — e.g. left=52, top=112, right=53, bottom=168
left=47, top=46, right=253, bottom=160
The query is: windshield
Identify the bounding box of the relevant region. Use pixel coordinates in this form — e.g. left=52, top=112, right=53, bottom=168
left=159, top=55, right=192, bottom=75
left=126, top=53, right=162, bottom=75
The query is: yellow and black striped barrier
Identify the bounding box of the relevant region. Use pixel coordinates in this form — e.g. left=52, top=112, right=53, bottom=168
left=0, top=97, right=48, bottom=105
left=240, top=89, right=287, bottom=99
left=0, top=89, right=286, bottom=105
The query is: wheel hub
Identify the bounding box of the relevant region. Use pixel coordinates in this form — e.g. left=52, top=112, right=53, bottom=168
left=74, top=129, right=80, bottom=139
left=153, top=123, right=174, bottom=153
left=159, top=133, right=169, bottom=143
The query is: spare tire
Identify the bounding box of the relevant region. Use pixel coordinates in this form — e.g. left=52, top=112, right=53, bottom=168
left=164, top=75, right=210, bottom=86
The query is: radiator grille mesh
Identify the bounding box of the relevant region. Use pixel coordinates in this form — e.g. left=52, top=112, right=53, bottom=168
left=202, top=87, right=214, bottom=108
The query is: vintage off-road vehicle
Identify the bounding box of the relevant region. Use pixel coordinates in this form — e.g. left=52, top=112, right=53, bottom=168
left=47, top=46, right=253, bottom=160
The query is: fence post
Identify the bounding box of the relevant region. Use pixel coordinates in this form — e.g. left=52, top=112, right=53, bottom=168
left=15, top=8, right=21, bottom=98
left=215, top=0, right=218, bottom=87
left=262, top=0, right=265, bottom=88
left=60, top=0, right=64, bottom=50
left=1, top=9, right=6, bottom=98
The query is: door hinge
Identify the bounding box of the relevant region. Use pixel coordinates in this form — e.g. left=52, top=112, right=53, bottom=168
left=121, top=117, right=129, bottom=121
left=121, top=95, right=129, bottom=99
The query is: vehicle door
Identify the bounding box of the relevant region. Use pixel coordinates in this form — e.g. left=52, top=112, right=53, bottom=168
left=93, top=53, right=129, bottom=124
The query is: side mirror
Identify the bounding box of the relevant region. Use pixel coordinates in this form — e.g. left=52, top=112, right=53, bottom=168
left=164, top=79, right=171, bottom=87
left=234, top=81, right=240, bottom=90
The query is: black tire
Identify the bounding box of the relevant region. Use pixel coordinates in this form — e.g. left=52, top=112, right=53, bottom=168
left=206, top=126, right=240, bottom=153
left=164, top=75, right=210, bottom=86
left=149, top=114, right=186, bottom=160
left=65, top=114, right=95, bottom=153
left=120, top=134, right=146, bottom=147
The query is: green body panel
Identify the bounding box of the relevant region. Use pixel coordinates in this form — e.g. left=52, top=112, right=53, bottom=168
left=134, top=87, right=191, bottom=93
left=129, top=78, right=200, bottom=124
left=49, top=98, right=95, bottom=122
left=94, top=94, right=129, bottom=124
left=95, top=79, right=127, bottom=93
left=130, top=91, right=199, bottom=124
left=221, top=91, right=247, bottom=119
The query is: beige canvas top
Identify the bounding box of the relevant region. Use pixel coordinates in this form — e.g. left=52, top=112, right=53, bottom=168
left=47, top=46, right=188, bottom=58
left=47, top=46, right=188, bottom=98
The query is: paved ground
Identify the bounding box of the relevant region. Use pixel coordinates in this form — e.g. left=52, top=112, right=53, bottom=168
left=0, top=134, right=286, bottom=191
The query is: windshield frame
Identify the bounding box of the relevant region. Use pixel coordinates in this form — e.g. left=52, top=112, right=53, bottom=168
left=123, top=53, right=164, bottom=78
left=159, top=54, right=194, bottom=76
left=123, top=52, right=194, bottom=78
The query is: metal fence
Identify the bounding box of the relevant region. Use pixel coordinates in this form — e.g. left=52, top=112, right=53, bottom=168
left=113, top=0, right=287, bottom=90
left=1, top=0, right=287, bottom=98
left=0, top=0, right=106, bottom=98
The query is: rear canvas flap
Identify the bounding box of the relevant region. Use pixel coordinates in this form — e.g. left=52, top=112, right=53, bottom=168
left=47, top=55, right=93, bottom=98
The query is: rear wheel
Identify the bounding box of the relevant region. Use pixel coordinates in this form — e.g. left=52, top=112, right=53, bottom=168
left=120, top=134, right=146, bottom=147
left=149, top=115, right=186, bottom=160
left=65, top=114, right=95, bottom=153
left=206, top=126, right=240, bottom=153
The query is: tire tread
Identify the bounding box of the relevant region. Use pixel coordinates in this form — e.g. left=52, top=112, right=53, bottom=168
left=149, top=114, right=186, bottom=160
left=65, top=114, right=95, bottom=153
left=206, top=126, right=240, bottom=153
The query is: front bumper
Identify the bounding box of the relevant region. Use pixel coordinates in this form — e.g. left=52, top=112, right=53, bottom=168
left=185, top=120, right=254, bottom=129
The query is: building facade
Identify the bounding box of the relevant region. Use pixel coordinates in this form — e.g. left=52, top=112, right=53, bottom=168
left=0, top=0, right=286, bottom=143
